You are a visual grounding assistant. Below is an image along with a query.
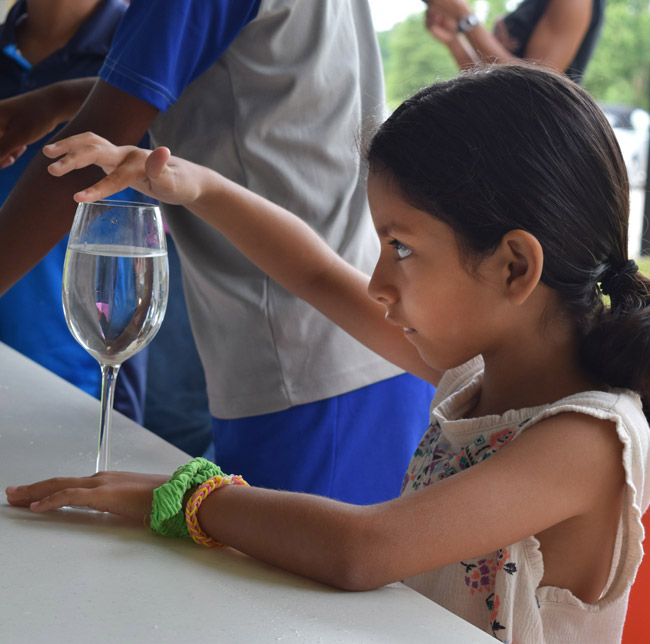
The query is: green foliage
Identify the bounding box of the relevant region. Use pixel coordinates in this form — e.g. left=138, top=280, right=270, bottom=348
left=379, top=1, right=522, bottom=109
left=583, top=1, right=650, bottom=109
left=379, top=0, right=650, bottom=111
left=380, top=15, right=456, bottom=109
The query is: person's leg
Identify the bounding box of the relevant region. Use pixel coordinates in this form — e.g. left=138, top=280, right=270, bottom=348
left=211, top=373, right=435, bottom=504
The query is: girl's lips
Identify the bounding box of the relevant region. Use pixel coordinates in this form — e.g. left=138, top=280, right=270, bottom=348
left=403, top=327, right=416, bottom=335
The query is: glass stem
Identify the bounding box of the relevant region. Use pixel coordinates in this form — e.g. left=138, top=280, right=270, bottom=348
left=96, top=363, right=120, bottom=473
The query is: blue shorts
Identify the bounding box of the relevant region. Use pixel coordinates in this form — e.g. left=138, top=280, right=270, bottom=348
left=211, top=373, right=435, bottom=505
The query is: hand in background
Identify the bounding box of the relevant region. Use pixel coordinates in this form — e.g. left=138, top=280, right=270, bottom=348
left=5, top=471, right=169, bottom=521
left=424, top=0, right=471, bottom=21
left=0, top=89, right=62, bottom=169
left=425, top=7, right=458, bottom=44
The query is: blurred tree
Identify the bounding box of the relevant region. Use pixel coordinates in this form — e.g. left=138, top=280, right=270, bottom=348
left=381, top=14, right=457, bottom=109
left=583, top=0, right=650, bottom=109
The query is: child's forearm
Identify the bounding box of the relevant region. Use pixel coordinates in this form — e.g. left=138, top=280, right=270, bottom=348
left=43, top=135, right=440, bottom=383
left=196, top=484, right=392, bottom=591
left=187, top=167, right=353, bottom=301
left=175, top=162, right=441, bottom=383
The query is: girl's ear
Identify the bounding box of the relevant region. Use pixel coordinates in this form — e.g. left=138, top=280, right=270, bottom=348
left=495, top=230, right=544, bottom=305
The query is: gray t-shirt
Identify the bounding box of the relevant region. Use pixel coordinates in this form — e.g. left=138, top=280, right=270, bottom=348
left=150, top=0, right=403, bottom=418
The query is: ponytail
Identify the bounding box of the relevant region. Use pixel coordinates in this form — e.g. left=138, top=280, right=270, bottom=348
left=580, top=262, right=650, bottom=415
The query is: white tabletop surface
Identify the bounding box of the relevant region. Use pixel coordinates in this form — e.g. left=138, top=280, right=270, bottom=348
left=0, top=342, right=495, bottom=643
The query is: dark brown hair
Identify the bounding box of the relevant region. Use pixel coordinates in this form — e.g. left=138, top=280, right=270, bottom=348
left=366, top=64, right=650, bottom=412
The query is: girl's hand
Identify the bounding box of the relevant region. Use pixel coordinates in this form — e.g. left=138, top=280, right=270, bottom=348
left=43, top=132, right=201, bottom=206
left=5, top=471, right=169, bottom=522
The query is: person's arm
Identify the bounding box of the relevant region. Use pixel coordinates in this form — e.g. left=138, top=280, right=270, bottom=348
left=0, top=77, right=96, bottom=169
left=43, top=135, right=441, bottom=383
left=427, top=0, right=592, bottom=71
left=425, top=0, right=517, bottom=65
left=6, top=412, right=624, bottom=594
left=0, top=79, right=159, bottom=296
left=424, top=8, right=478, bottom=70
left=520, top=0, right=592, bottom=72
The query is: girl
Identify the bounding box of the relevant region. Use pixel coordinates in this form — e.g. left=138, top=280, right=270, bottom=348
left=424, top=0, right=604, bottom=84
left=6, top=65, right=650, bottom=643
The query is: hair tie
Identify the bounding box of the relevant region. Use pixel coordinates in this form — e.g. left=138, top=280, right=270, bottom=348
left=185, top=474, right=249, bottom=548
left=599, top=259, right=638, bottom=296
left=150, top=457, right=226, bottom=538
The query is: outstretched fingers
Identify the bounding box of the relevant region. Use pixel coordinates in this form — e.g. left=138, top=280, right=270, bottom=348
left=6, top=475, right=102, bottom=509
left=72, top=149, right=149, bottom=203
left=6, top=472, right=168, bottom=521
left=43, top=132, right=149, bottom=202
left=44, top=132, right=123, bottom=173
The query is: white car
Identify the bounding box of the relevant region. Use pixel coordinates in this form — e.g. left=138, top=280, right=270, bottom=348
left=601, top=104, right=650, bottom=189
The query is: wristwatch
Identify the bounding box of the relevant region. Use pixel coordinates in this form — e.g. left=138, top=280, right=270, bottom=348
left=457, top=13, right=479, bottom=33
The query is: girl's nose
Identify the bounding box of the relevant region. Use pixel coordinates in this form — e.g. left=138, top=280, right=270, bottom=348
left=367, top=262, right=397, bottom=305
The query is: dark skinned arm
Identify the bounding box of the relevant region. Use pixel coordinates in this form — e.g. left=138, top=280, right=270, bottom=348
left=0, top=79, right=159, bottom=295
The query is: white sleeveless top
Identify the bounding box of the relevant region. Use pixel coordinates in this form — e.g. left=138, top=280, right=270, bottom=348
left=402, top=357, right=650, bottom=643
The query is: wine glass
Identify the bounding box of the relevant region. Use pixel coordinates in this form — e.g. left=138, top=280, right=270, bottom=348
left=62, top=200, right=169, bottom=472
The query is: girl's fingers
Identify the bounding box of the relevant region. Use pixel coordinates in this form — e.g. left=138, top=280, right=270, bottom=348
left=28, top=487, right=100, bottom=513
left=46, top=145, right=121, bottom=177
left=43, top=132, right=110, bottom=159
left=6, top=475, right=100, bottom=506
left=6, top=472, right=168, bottom=519
left=144, top=146, right=171, bottom=179
left=44, top=133, right=139, bottom=177
left=74, top=149, right=150, bottom=202
left=43, top=133, right=166, bottom=204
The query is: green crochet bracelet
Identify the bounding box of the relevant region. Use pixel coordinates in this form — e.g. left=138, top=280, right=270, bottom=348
left=150, top=457, right=225, bottom=538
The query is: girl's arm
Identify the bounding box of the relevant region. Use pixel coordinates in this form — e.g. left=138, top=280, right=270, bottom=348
left=428, top=0, right=592, bottom=72
left=44, top=134, right=442, bottom=384
left=6, top=412, right=624, bottom=594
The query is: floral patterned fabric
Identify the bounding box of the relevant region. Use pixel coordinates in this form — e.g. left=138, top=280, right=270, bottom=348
left=401, top=357, right=650, bottom=643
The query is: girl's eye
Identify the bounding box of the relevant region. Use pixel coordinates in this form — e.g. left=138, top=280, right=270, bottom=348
left=389, top=239, right=412, bottom=260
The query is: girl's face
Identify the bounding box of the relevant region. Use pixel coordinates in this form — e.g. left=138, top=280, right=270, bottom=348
left=366, top=173, right=504, bottom=372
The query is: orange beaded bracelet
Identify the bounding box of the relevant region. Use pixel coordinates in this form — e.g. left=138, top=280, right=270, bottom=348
left=185, top=474, right=249, bottom=548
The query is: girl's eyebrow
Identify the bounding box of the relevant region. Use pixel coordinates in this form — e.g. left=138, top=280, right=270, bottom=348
left=375, top=222, right=415, bottom=238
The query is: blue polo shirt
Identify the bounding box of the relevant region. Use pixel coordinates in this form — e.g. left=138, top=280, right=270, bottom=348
left=0, top=0, right=147, bottom=421
left=99, top=0, right=261, bottom=112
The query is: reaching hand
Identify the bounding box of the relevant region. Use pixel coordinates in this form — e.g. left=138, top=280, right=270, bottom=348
left=43, top=132, right=203, bottom=206
left=5, top=471, right=169, bottom=521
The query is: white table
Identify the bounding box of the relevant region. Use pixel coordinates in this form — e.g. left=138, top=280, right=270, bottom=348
left=0, top=343, right=494, bottom=643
